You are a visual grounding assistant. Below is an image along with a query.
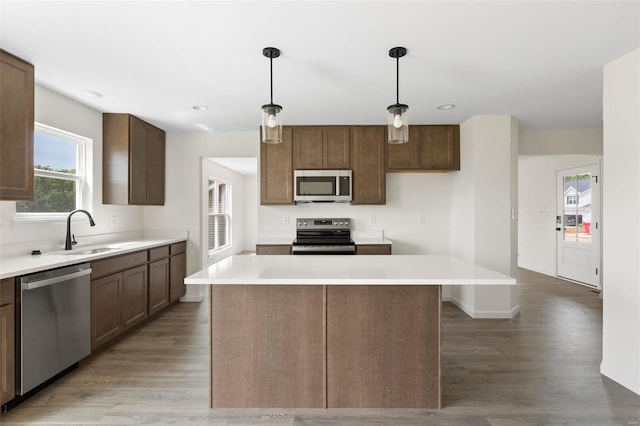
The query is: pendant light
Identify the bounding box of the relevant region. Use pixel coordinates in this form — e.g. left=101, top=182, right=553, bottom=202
left=387, top=46, right=409, bottom=144
left=261, top=47, right=283, bottom=144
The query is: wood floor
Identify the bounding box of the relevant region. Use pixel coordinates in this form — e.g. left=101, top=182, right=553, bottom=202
left=2, top=268, right=639, bottom=425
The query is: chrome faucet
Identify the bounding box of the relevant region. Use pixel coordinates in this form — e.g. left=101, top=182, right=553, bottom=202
left=65, top=209, right=96, bottom=250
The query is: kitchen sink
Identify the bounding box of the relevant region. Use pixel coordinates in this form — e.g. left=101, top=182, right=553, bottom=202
left=63, top=247, right=117, bottom=255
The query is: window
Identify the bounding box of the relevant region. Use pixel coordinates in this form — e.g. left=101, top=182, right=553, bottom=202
left=16, top=123, right=89, bottom=219
left=566, top=195, right=577, bottom=205
left=208, top=179, right=231, bottom=253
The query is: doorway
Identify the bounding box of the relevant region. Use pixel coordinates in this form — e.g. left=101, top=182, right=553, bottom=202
left=556, top=163, right=600, bottom=288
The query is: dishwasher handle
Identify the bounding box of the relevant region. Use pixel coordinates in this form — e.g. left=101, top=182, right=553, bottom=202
left=22, top=268, right=92, bottom=291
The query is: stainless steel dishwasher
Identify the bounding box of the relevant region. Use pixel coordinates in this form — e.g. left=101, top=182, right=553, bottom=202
left=18, top=263, right=92, bottom=395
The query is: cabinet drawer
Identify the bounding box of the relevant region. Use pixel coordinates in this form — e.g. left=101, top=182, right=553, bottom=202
left=356, top=245, right=392, bottom=255
left=91, top=250, right=148, bottom=279
left=149, top=245, right=170, bottom=261
left=170, top=242, right=186, bottom=255
left=0, top=278, right=14, bottom=306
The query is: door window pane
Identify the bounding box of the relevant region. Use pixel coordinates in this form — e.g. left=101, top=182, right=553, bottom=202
left=562, top=174, right=592, bottom=243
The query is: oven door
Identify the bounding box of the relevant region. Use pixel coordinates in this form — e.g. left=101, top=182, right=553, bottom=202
left=291, top=245, right=356, bottom=255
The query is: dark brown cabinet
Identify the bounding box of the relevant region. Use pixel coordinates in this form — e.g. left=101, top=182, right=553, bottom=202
left=356, top=245, right=392, bottom=255
left=351, top=126, right=386, bottom=205
left=260, top=126, right=293, bottom=205
left=0, top=50, right=34, bottom=201
left=0, top=278, right=15, bottom=405
left=293, top=126, right=350, bottom=170
left=169, top=243, right=187, bottom=302
left=149, top=258, right=169, bottom=314
left=91, top=273, right=123, bottom=350
left=103, top=113, right=166, bottom=205
left=387, top=125, right=460, bottom=172
left=256, top=244, right=292, bottom=255
left=122, top=265, right=148, bottom=329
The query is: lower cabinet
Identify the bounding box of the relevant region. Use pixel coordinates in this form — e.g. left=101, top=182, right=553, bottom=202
left=355, top=245, right=392, bottom=255
left=256, top=244, right=292, bottom=255
left=0, top=278, right=15, bottom=406
left=122, top=265, right=148, bottom=329
left=91, top=273, right=123, bottom=350
left=169, top=249, right=186, bottom=302
left=90, top=241, right=187, bottom=351
left=149, top=258, right=169, bottom=314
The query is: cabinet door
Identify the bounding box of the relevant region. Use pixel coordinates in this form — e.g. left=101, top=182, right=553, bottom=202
left=351, top=126, right=386, bottom=205
left=122, top=265, right=148, bottom=329
left=386, top=126, right=421, bottom=171
left=0, top=301, right=15, bottom=405
left=0, top=50, right=34, bottom=201
left=421, top=125, right=460, bottom=170
left=260, top=126, right=293, bottom=205
left=146, top=124, right=165, bottom=205
left=169, top=252, right=187, bottom=302
left=129, top=116, right=149, bottom=204
left=293, top=126, right=323, bottom=170
left=323, top=126, right=350, bottom=169
left=91, top=273, right=123, bottom=350
left=149, top=258, right=169, bottom=314
left=256, top=245, right=291, bottom=255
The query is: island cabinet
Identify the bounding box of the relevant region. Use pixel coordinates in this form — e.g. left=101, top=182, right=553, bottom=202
left=103, top=113, right=166, bottom=205
left=169, top=242, right=187, bottom=302
left=355, top=244, right=391, bottom=255
left=387, top=125, right=460, bottom=172
left=0, top=278, right=15, bottom=406
left=260, top=126, right=293, bottom=205
left=351, top=126, right=386, bottom=205
left=148, top=246, right=169, bottom=314
left=293, top=126, right=350, bottom=170
left=0, top=50, right=34, bottom=201
left=255, top=244, right=291, bottom=255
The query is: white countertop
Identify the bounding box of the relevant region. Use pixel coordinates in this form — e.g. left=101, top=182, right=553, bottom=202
left=0, top=236, right=187, bottom=279
left=185, top=255, right=516, bottom=286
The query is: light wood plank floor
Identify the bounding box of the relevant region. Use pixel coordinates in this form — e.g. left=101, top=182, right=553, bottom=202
left=2, top=269, right=640, bottom=425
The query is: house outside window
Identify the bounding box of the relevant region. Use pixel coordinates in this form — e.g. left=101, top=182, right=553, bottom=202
left=16, top=123, right=89, bottom=220
left=566, top=195, right=577, bottom=205
left=208, top=178, right=231, bottom=254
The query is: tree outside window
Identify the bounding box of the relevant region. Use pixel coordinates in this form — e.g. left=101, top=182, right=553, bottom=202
left=208, top=179, right=231, bottom=253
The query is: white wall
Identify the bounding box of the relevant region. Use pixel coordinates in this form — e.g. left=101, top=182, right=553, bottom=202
left=0, top=85, right=143, bottom=256
left=601, top=48, right=640, bottom=396
left=520, top=128, right=603, bottom=155
left=518, top=155, right=601, bottom=276
left=450, top=115, right=519, bottom=318
left=242, top=174, right=258, bottom=250
left=142, top=131, right=258, bottom=300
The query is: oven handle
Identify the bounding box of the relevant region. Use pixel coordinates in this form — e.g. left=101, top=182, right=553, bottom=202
left=22, top=268, right=92, bottom=291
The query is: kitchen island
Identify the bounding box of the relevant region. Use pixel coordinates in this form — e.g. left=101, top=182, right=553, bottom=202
left=185, top=255, right=516, bottom=409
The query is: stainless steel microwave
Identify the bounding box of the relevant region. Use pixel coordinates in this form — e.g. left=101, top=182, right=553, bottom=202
left=294, top=170, right=352, bottom=203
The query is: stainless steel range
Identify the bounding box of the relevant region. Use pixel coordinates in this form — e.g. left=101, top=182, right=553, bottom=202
left=292, top=218, right=355, bottom=255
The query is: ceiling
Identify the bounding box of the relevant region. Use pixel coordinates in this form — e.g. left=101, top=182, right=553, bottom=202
left=1, top=1, right=638, bottom=132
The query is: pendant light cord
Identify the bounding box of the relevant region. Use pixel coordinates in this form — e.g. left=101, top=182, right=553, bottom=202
left=270, top=57, right=274, bottom=105
left=396, top=56, right=400, bottom=104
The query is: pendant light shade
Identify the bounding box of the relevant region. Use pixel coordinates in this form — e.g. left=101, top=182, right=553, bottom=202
left=387, top=47, right=409, bottom=144
left=261, top=47, right=283, bottom=144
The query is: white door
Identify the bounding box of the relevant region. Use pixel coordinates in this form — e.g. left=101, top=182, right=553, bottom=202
left=556, top=164, right=600, bottom=288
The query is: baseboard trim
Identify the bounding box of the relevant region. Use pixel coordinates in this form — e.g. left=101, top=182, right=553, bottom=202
left=448, top=296, right=520, bottom=319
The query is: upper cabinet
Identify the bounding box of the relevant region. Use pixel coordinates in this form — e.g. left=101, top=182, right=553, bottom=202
left=0, top=50, right=34, bottom=201
left=387, top=125, right=460, bottom=172
left=260, top=126, right=293, bottom=205
left=293, top=126, right=350, bottom=170
left=103, top=113, right=165, bottom=205
left=351, top=126, right=386, bottom=205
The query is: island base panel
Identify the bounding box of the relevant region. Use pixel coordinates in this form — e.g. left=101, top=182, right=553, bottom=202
left=210, top=285, right=325, bottom=408
left=327, top=285, right=441, bottom=408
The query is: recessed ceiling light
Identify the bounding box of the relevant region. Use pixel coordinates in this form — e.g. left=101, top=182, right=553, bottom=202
left=80, top=90, right=103, bottom=99
left=437, top=104, right=456, bottom=110
left=192, top=105, right=208, bottom=111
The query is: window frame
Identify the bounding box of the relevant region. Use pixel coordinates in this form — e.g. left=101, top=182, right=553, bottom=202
left=207, top=178, right=232, bottom=255
left=15, top=123, right=90, bottom=222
